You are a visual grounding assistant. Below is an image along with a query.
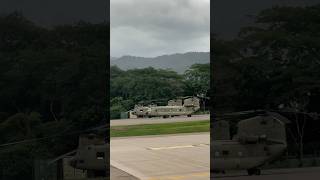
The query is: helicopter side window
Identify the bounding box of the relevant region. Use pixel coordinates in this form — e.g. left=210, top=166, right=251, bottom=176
left=96, top=152, right=105, bottom=160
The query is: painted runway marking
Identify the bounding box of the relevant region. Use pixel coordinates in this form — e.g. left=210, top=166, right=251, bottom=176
left=147, top=143, right=209, bottom=150
left=148, top=172, right=209, bottom=180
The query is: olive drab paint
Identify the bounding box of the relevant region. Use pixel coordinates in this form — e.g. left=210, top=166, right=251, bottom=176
left=132, top=97, right=200, bottom=118
left=212, top=113, right=288, bottom=175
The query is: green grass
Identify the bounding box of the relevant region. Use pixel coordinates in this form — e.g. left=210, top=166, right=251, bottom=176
left=110, top=120, right=209, bottom=137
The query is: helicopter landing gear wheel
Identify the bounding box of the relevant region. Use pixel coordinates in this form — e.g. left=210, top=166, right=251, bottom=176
left=247, top=168, right=261, bottom=176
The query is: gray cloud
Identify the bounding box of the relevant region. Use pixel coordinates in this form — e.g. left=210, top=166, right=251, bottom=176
left=111, top=0, right=210, bottom=57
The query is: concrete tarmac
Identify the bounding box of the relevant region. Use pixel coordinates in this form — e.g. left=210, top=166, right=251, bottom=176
left=111, top=114, right=210, bottom=126
left=213, top=167, right=320, bottom=180
left=111, top=166, right=139, bottom=180
left=111, top=133, right=210, bottom=180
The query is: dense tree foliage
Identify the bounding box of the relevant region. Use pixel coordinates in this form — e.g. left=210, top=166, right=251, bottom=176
left=0, top=13, right=107, bottom=179
left=214, top=5, right=320, bottom=113
left=213, top=4, right=320, bottom=159
left=184, top=63, right=210, bottom=96
left=235, top=5, right=320, bottom=111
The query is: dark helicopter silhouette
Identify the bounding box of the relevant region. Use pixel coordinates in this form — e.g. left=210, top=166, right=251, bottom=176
left=212, top=111, right=289, bottom=175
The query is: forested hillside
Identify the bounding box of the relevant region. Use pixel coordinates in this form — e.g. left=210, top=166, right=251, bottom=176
left=111, top=52, right=209, bottom=73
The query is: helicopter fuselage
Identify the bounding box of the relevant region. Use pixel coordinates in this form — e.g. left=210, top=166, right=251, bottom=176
left=132, top=105, right=198, bottom=117
left=132, top=97, right=201, bottom=118
left=212, top=139, right=287, bottom=175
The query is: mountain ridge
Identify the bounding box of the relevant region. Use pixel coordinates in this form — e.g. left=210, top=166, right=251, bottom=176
left=111, top=52, right=209, bottom=73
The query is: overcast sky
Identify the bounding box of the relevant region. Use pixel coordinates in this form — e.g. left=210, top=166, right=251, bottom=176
left=111, top=0, right=210, bottom=57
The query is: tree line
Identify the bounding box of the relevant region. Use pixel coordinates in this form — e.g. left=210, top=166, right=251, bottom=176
left=214, top=5, right=320, bottom=113
left=213, top=4, right=320, bottom=160
left=0, top=12, right=108, bottom=179
left=110, top=64, right=210, bottom=119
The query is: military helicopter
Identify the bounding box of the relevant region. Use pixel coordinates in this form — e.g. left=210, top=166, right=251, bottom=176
left=131, top=96, right=200, bottom=118
left=212, top=111, right=289, bottom=175
left=31, top=125, right=109, bottom=178
left=68, top=133, right=108, bottom=177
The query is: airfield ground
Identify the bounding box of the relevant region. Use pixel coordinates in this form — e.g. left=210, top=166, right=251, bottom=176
left=111, top=133, right=210, bottom=180
left=111, top=120, right=209, bottom=137
left=110, top=114, right=320, bottom=180
left=213, top=167, right=320, bottom=180
left=110, top=114, right=210, bottom=126
left=111, top=166, right=139, bottom=180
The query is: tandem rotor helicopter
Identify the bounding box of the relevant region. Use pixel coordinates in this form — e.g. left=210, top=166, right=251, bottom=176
left=131, top=96, right=201, bottom=118
left=212, top=111, right=289, bottom=175
left=46, top=125, right=109, bottom=178
left=68, top=133, right=108, bottom=177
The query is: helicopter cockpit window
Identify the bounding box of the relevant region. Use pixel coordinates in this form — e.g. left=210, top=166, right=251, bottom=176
left=96, top=152, right=105, bottom=160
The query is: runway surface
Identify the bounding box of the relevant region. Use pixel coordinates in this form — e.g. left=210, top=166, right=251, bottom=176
left=111, top=114, right=210, bottom=126
left=111, top=133, right=210, bottom=180
left=213, top=167, right=320, bottom=180
left=111, top=165, right=139, bottom=180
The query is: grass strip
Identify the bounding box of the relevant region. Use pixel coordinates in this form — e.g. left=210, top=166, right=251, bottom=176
left=110, top=120, right=209, bottom=137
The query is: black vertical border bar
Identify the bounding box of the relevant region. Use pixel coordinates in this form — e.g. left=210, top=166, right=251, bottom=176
left=106, top=0, right=111, bottom=178
left=210, top=0, right=214, bottom=179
